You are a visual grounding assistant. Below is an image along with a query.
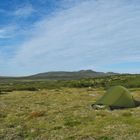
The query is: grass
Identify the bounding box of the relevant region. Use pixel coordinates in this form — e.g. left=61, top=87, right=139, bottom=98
left=0, top=87, right=140, bottom=140
left=0, top=74, right=140, bottom=92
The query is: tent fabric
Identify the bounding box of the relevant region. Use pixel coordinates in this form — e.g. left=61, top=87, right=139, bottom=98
left=95, top=86, right=136, bottom=108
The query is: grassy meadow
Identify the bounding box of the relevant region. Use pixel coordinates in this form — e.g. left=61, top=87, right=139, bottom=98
left=0, top=75, right=140, bottom=140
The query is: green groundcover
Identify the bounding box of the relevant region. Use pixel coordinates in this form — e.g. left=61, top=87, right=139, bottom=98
left=95, top=86, right=136, bottom=108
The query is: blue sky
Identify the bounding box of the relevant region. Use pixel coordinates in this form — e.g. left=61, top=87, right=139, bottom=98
left=0, top=0, right=140, bottom=76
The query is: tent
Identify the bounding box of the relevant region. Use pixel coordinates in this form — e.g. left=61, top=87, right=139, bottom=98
left=94, top=86, right=136, bottom=109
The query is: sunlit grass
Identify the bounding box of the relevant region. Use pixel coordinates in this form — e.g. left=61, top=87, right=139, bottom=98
left=0, top=88, right=140, bottom=139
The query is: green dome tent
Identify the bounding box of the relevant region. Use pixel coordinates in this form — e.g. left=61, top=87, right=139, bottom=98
left=95, top=86, right=136, bottom=109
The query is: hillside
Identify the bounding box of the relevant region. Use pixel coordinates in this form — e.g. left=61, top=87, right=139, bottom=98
left=27, top=70, right=118, bottom=80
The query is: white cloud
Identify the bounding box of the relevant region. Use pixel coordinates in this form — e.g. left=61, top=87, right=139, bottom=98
left=0, top=29, right=8, bottom=38
left=3, top=0, right=140, bottom=75
left=13, top=4, right=35, bottom=17
left=0, top=26, right=18, bottom=38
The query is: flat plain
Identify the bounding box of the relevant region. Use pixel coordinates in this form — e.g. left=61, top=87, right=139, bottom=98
left=0, top=87, right=140, bottom=140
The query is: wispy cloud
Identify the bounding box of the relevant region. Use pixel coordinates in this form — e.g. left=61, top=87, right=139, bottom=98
left=1, top=0, right=140, bottom=75
left=0, top=26, right=18, bottom=38
left=0, top=29, right=8, bottom=38
left=13, top=4, right=35, bottom=17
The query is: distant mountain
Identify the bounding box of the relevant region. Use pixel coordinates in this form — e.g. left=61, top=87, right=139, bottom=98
left=27, top=70, right=119, bottom=80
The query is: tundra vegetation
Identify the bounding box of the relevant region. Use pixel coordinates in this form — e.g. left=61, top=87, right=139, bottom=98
left=0, top=74, right=140, bottom=140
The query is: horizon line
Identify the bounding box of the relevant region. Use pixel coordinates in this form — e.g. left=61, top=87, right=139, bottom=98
left=0, top=69, right=139, bottom=77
